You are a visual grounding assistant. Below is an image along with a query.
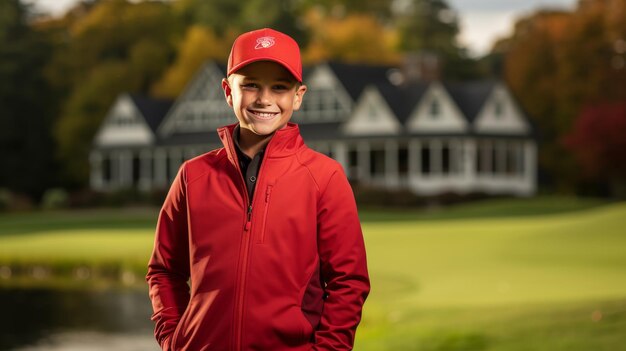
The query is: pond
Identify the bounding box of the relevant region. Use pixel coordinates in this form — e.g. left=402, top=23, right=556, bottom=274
left=0, top=288, right=159, bottom=351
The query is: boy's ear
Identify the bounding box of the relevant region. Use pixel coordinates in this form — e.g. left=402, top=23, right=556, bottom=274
left=292, top=84, right=307, bottom=111
left=222, top=78, right=233, bottom=107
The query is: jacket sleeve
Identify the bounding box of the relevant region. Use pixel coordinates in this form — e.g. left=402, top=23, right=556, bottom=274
left=313, top=166, right=370, bottom=350
left=145, top=165, right=191, bottom=351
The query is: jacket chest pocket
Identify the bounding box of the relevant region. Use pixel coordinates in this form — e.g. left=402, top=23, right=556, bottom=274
left=256, top=184, right=273, bottom=244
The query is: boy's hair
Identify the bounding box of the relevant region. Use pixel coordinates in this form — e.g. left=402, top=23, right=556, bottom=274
left=227, top=28, right=302, bottom=83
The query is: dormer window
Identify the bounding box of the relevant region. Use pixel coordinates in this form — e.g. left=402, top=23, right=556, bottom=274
left=494, top=99, right=504, bottom=118
left=368, top=103, right=377, bottom=121
left=429, top=98, right=440, bottom=117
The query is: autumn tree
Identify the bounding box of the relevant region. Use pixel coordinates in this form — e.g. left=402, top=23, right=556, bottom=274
left=563, top=102, right=626, bottom=196
left=152, top=25, right=233, bottom=98
left=500, top=0, right=626, bottom=193
left=302, top=10, right=400, bottom=65
left=49, top=0, right=179, bottom=186
left=173, top=0, right=307, bottom=43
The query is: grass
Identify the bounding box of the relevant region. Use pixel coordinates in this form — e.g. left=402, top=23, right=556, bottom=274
left=356, top=200, right=626, bottom=350
left=0, top=196, right=625, bottom=350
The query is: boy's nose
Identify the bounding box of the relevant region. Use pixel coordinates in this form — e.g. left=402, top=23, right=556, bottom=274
left=255, top=88, right=272, bottom=106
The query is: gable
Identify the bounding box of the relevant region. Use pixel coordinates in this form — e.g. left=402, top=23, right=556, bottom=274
left=343, top=86, right=401, bottom=136
left=94, top=94, right=155, bottom=147
left=406, top=82, right=469, bottom=133
left=473, top=84, right=530, bottom=135
left=292, top=64, right=352, bottom=123
left=158, top=61, right=231, bottom=136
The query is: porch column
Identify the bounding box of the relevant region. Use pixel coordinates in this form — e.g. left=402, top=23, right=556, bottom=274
left=408, top=139, right=420, bottom=177
left=139, top=149, right=152, bottom=192
left=385, top=139, right=399, bottom=188
left=524, top=140, right=537, bottom=195
left=119, top=150, right=133, bottom=187
left=169, top=148, right=183, bottom=182
left=89, top=151, right=104, bottom=191
left=464, top=139, right=477, bottom=183
left=357, top=141, right=370, bottom=182
left=154, top=148, right=167, bottom=187
left=333, top=142, right=348, bottom=173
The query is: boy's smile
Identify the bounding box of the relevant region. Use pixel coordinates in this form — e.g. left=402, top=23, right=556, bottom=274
left=223, top=61, right=307, bottom=137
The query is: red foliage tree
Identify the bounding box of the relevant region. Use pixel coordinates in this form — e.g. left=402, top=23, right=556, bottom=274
left=563, top=102, right=626, bottom=187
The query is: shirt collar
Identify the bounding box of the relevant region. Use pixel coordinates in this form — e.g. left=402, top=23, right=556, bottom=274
left=233, top=124, right=265, bottom=160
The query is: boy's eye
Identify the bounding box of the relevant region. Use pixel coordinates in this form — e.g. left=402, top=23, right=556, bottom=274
left=242, top=83, right=258, bottom=89
left=273, top=85, right=289, bottom=90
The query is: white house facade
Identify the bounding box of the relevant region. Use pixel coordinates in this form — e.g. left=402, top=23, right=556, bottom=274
left=90, top=61, right=537, bottom=197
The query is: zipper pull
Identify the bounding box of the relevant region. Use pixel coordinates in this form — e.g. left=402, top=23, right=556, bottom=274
left=265, top=185, right=273, bottom=203
left=244, top=205, right=252, bottom=231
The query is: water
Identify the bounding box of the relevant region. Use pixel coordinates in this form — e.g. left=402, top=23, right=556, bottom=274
left=0, top=288, right=159, bottom=351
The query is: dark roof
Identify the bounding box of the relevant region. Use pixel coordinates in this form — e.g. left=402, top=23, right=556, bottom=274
left=443, top=81, right=496, bottom=123
left=129, top=94, right=173, bottom=132
left=325, top=61, right=394, bottom=101
left=215, top=62, right=227, bottom=76
left=378, top=80, right=430, bottom=124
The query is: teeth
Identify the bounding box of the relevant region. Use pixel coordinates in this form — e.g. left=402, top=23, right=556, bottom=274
left=251, top=111, right=276, bottom=118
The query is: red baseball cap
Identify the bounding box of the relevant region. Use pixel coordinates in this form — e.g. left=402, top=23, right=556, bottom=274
left=227, top=28, right=302, bottom=82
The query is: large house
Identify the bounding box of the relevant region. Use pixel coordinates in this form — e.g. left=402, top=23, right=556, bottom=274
left=90, top=60, right=537, bottom=196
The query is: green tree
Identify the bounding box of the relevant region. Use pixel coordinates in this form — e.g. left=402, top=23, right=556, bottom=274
left=393, top=0, right=480, bottom=80
left=0, top=0, right=57, bottom=200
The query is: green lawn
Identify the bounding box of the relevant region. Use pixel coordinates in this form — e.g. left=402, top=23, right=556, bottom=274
left=0, top=197, right=625, bottom=350
left=357, top=201, right=626, bottom=350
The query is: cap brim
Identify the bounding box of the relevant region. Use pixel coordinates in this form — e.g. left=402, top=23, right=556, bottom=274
left=228, top=57, right=302, bottom=83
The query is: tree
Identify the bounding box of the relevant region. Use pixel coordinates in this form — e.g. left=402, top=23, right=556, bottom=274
left=173, top=0, right=307, bottom=43
left=500, top=0, right=626, bottom=193
left=302, top=11, right=400, bottom=65
left=393, top=0, right=480, bottom=80
left=152, top=25, right=232, bottom=98
left=0, top=0, right=57, bottom=200
left=563, top=102, right=626, bottom=196
left=49, top=0, right=180, bottom=186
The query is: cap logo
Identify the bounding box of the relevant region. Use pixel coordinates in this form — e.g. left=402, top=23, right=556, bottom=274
left=255, top=36, right=275, bottom=49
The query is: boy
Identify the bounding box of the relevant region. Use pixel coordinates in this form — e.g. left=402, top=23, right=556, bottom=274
left=146, top=28, right=370, bottom=351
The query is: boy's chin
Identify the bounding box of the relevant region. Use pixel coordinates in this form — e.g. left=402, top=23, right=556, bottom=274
left=242, top=121, right=290, bottom=136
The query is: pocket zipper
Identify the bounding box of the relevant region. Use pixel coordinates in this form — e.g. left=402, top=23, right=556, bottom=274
left=259, top=185, right=273, bottom=244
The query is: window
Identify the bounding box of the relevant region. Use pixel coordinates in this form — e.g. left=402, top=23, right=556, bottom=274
left=103, top=156, right=112, bottom=182
left=491, top=144, right=498, bottom=174
left=429, top=98, right=440, bottom=117
left=368, top=103, right=377, bottom=121
left=370, top=149, right=385, bottom=177
left=494, top=99, right=504, bottom=118
left=348, top=149, right=359, bottom=181
left=421, top=144, right=431, bottom=174
left=442, top=144, right=450, bottom=174
left=132, top=155, right=141, bottom=185
left=506, top=142, right=517, bottom=175
left=398, top=145, right=408, bottom=176
left=298, top=87, right=347, bottom=121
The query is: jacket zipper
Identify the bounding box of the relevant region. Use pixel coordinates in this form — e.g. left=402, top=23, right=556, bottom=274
left=227, top=132, right=271, bottom=351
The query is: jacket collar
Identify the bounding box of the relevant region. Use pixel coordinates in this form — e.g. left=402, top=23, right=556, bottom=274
left=217, top=122, right=304, bottom=166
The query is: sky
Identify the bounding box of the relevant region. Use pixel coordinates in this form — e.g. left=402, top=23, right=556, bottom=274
left=27, top=0, right=578, bottom=57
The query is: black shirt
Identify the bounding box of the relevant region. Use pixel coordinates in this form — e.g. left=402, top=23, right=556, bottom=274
left=233, top=125, right=265, bottom=203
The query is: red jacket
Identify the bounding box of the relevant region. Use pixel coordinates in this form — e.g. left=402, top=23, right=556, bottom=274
left=146, top=122, right=370, bottom=351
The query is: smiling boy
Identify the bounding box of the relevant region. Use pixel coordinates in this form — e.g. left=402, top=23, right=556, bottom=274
left=146, top=28, right=370, bottom=351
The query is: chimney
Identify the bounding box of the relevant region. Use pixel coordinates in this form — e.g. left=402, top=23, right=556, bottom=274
left=402, top=51, right=441, bottom=82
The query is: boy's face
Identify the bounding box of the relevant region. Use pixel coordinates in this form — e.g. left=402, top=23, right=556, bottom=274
left=222, top=61, right=307, bottom=136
